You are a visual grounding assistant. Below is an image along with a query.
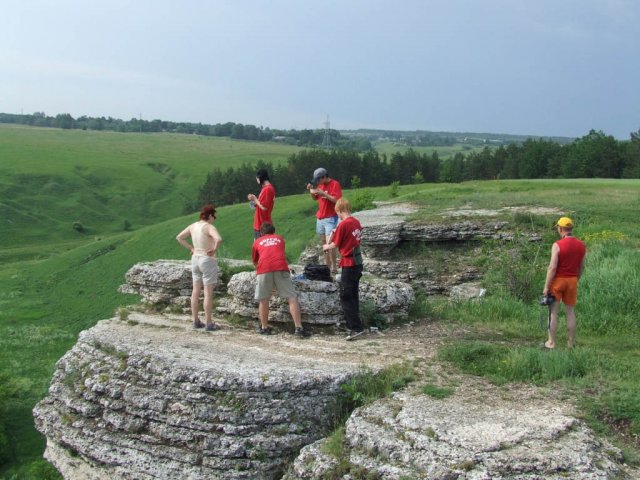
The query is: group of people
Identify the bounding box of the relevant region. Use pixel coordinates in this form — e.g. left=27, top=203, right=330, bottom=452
left=176, top=167, right=365, bottom=339
left=177, top=168, right=587, bottom=348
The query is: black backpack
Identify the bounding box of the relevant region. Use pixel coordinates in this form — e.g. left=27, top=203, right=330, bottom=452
left=303, top=263, right=332, bottom=282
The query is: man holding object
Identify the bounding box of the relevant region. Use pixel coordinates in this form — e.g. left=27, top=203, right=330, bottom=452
left=542, top=216, right=586, bottom=349
left=306, top=167, right=342, bottom=273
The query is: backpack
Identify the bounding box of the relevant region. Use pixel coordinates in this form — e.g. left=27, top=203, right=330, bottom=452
left=303, top=263, right=332, bottom=282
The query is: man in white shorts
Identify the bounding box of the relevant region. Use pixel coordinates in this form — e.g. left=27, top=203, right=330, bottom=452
left=176, top=204, right=223, bottom=331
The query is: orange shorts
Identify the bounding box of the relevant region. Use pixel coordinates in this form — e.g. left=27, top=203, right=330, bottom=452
left=550, top=277, right=579, bottom=306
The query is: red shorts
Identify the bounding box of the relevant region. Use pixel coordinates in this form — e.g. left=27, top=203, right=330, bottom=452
left=550, top=277, right=579, bottom=306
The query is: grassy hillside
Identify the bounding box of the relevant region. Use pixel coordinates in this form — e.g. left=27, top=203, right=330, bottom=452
left=0, top=124, right=300, bottom=260
left=1, top=179, right=639, bottom=477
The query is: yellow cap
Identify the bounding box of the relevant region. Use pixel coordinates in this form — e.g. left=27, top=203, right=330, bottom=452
left=556, top=217, right=574, bottom=228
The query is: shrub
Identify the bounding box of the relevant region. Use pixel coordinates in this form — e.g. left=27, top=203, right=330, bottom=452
left=72, top=221, right=84, bottom=232
left=350, top=189, right=375, bottom=212
left=389, top=181, right=400, bottom=198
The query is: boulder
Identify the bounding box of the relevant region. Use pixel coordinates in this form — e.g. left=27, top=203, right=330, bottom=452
left=217, top=271, right=415, bottom=325
left=119, top=259, right=252, bottom=307
left=286, top=388, right=635, bottom=479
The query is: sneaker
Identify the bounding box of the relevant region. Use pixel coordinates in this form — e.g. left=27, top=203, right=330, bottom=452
left=258, top=326, right=273, bottom=335
left=205, top=323, right=221, bottom=332
left=345, top=329, right=366, bottom=341
left=294, top=327, right=312, bottom=338
left=193, top=319, right=205, bottom=329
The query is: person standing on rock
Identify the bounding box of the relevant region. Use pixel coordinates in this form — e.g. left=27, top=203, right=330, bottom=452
left=247, top=168, right=276, bottom=239
left=542, top=216, right=586, bottom=349
left=176, top=204, right=223, bottom=331
left=323, top=198, right=365, bottom=340
left=306, top=167, right=342, bottom=274
left=252, top=222, right=311, bottom=338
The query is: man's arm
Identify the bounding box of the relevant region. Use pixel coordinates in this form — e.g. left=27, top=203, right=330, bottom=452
left=207, top=225, right=223, bottom=256
left=543, top=243, right=559, bottom=295
left=176, top=226, right=193, bottom=254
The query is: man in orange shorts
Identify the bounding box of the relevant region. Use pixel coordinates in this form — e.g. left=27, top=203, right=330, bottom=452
left=542, top=217, right=586, bottom=349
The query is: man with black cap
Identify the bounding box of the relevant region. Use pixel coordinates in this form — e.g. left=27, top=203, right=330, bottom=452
left=542, top=216, right=586, bottom=349
left=247, top=168, right=275, bottom=239
left=306, top=167, right=342, bottom=273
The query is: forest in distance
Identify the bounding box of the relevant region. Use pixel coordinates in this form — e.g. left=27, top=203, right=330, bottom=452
left=193, top=128, right=640, bottom=209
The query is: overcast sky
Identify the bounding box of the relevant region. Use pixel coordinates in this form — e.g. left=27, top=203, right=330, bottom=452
left=1, top=0, right=638, bottom=138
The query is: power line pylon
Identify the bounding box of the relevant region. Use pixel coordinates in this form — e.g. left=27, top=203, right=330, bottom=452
left=322, top=115, right=331, bottom=149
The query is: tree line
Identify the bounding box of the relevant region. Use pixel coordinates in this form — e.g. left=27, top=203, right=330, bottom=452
left=192, top=128, right=640, bottom=210
left=0, top=112, right=371, bottom=150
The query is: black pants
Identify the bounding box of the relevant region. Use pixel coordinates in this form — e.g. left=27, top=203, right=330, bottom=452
left=340, top=264, right=363, bottom=331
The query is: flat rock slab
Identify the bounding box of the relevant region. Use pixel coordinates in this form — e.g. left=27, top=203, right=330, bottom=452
left=287, top=377, right=638, bottom=479
left=34, top=312, right=455, bottom=480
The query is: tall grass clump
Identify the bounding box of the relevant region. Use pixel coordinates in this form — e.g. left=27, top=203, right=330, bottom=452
left=331, top=363, right=415, bottom=427
left=578, top=238, right=640, bottom=333
left=439, top=342, right=602, bottom=385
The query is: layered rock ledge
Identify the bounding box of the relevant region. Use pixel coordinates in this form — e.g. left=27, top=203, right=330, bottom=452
left=33, top=313, right=366, bottom=480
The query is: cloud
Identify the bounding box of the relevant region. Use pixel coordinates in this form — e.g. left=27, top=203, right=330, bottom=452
left=0, top=52, right=205, bottom=91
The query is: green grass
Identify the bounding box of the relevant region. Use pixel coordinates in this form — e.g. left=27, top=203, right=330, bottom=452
left=0, top=124, right=300, bottom=258
left=1, top=170, right=639, bottom=476
left=421, top=384, right=455, bottom=399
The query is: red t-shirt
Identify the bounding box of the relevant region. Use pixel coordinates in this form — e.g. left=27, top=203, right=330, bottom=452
left=253, top=183, right=276, bottom=230
left=555, top=236, right=586, bottom=278
left=315, top=179, right=342, bottom=219
left=252, top=234, right=289, bottom=274
left=331, top=216, right=363, bottom=268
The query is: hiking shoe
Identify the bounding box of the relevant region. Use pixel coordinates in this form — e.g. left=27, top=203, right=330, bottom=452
left=193, top=319, right=205, bottom=329
left=258, top=326, right=273, bottom=335
left=345, top=329, right=366, bottom=341
left=205, top=323, right=221, bottom=332
left=294, top=327, right=312, bottom=338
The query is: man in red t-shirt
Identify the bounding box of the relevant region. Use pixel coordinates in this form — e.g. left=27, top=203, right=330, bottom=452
left=252, top=222, right=311, bottom=338
left=306, top=167, right=342, bottom=273
left=323, top=198, right=364, bottom=338
left=542, top=216, right=586, bottom=349
left=247, top=169, right=276, bottom=239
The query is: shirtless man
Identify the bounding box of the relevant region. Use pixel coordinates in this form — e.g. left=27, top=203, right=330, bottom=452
left=176, top=204, right=223, bottom=331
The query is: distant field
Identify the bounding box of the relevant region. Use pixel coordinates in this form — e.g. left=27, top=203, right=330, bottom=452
left=374, top=141, right=490, bottom=158
left=0, top=124, right=300, bottom=258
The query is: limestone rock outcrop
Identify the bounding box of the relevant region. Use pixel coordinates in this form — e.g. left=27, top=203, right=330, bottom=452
left=118, top=259, right=252, bottom=307
left=357, top=203, right=541, bottom=258
left=217, top=271, right=415, bottom=325
left=286, top=387, right=635, bottom=479
left=33, top=313, right=362, bottom=480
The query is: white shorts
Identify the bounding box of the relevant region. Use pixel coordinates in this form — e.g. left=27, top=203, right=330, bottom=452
left=191, top=255, right=219, bottom=286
